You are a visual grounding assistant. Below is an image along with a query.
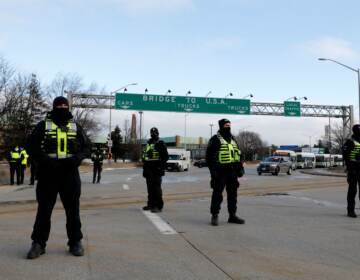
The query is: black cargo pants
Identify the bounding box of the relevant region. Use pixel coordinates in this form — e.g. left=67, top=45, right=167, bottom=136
left=145, top=171, right=164, bottom=210
left=210, top=170, right=239, bottom=215
left=347, top=170, right=360, bottom=212
left=9, top=162, right=20, bottom=185
left=31, top=168, right=83, bottom=247
left=93, top=162, right=102, bottom=183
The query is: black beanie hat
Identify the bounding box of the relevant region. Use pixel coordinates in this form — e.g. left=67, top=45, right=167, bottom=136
left=218, top=118, right=230, bottom=128
left=53, top=96, right=69, bottom=109
left=352, top=124, right=360, bottom=134
left=150, top=127, right=159, bottom=134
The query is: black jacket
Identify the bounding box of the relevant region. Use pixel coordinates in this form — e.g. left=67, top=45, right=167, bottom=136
left=343, top=136, right=360, bottom=170
left=206, top=131, right=244, bottom=177
left=26, top=111, right=91, bottom=173
left=143, top=138, right=169, bottom=176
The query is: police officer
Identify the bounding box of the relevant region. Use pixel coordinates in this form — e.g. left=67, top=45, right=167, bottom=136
left=19, top=147, right=29, bottom=185
left=91, top=145, right=104, bottom=184
left=343, top=124, right=360, bottom=218
left=206, top=119, right=245, bottom=226
left=8, top=146, right=21, bottom=185
left=142, top=127, right=168, bottom=213
left=26, top=96, right=90, bottom=259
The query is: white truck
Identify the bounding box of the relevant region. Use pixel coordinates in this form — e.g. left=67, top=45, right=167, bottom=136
left=166, top=149, right=191, bottom=172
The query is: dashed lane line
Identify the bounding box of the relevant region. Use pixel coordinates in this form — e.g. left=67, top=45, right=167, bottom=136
left=122, top=184, right=130, bottom=190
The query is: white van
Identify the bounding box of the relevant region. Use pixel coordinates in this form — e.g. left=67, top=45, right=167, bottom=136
left=166, top=149, right=191, bottom=172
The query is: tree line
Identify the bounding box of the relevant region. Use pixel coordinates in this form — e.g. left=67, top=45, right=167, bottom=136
left=0, top=55, right=102, bottom=158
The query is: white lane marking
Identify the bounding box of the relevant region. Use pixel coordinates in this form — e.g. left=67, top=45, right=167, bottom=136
left=280, top=195, right=344, bottom=208
left=122, top=184, right=130, bottom=190
left=142, top=211, right=177, bottom=235
left=126, top=177, right=132, bottom=181
left=104, top=167, right=137, bottom=171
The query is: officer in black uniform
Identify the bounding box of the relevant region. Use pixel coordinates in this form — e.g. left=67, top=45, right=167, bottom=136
left=26, top=96, right=90, bottom=259
left=142, top=127, right=168, bottom=213
left=206, top=119, right=245, bottom=226
left=343, top=124, right=360, bottom=218
left=8, top=146, right=21, bottom=185
left=91, top=145, right=104, bottom=184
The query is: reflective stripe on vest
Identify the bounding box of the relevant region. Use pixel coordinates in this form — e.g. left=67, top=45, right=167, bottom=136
left=142, top=144, right=160, bottom=161
left=10, top=151, right=20, bottom=162
left=350, top=140, right=360, bottom=162
left=217, top=134, right=241, bottom=164
left=41, top=119, right=77, bottom=159
left=20, top=150, right=29, bottom=165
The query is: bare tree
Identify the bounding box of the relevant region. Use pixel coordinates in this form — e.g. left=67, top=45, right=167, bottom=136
left=235, top=131, right=266, bottom=161
left=45, top=73, right=103, bottom=138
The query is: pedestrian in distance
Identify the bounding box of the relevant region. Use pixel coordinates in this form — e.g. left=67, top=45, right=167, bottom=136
left=91, top=144, right=104, bottom=184
left=19, top=147, right=29, bottom=185
left=8, top=146, right=21, bottom=185
left=343, top=124, right=360, bottom=218
left=26, top=96, right=90, bottom=259
left=206, top=119, right=245, bottom=226
left=142, top=127, right=169, bottom=213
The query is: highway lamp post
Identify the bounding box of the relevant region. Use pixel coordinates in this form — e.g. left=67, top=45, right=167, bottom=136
left=209, top=123, right=214, bottom=137
left=184, top=91, right=191, bottom=150
left=205, top=91, right=212, bottom=97
left=242, top=94, right=254, bottom=99
left=139, top=88, right=148, bottom=146
left=318, top=57, right=360, bottom=122
left=109, top=82, right=137, bottom=147
left=225, top=92, right=233, bottom=98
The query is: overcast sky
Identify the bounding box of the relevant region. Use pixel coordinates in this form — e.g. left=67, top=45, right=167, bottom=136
left=1, top=0, right=359, bottom=145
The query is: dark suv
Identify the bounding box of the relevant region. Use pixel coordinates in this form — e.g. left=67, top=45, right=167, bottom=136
left=193, top=159, right=207, bottom=168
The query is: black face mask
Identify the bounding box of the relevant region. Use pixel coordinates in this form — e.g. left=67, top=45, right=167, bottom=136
left=52, top=108, right=69, bottom=124
left=151, top=132, right=159, bottom=140
left=221, top=127, right=231, bottom=137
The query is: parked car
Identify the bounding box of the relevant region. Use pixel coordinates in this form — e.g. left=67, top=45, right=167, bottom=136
left=193, top=159, right=208, bottom=168
left=257, top=157, right=293, bottom=176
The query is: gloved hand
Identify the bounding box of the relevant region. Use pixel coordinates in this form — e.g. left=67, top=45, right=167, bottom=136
left=236, top=162, right=245, bottom=178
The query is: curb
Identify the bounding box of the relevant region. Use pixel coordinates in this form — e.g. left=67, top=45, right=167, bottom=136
left=299, top=170, right=346, bottom=178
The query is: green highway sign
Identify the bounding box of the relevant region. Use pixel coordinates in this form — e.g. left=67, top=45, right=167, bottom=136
left=284, top=101, right=301, bottom=117
left=115, top=93, right=251, bottom=115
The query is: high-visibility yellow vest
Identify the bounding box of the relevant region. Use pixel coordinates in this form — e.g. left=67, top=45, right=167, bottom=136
left=10, top=151, right=20, bottom=163
left=217, top=134, right=241, bottom=164
left=350, top=140, right=360, bottom=162
left=142, top=143, right=160, bottom=161
left=20, top=150, right=29, bottom=165
left=41, top=118, right=77, bottom=159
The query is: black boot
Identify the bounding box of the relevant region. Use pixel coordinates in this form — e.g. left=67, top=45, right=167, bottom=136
left=69, top=242, right=84, bottom=256
left=228, top=214, right=245, bottom=224
left=347, top=210, right=357, bottom=218
left=142, top=205, right=151, bottom=211
left=26, top=242, right=45, bottom=259
left=211, top=214, right=219, bottom=226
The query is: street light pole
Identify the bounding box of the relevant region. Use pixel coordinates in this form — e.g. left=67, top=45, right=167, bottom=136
left=209, top=123, right=214, bottom=137
left=184, top=91, right=191, bottom=150
left=318, top=58, right=360, bottom=122
left=109, top=82, right=137, bottom=147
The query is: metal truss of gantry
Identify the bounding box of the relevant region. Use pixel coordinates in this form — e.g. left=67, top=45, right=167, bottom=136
left=68, top=93, right=354, bottom=136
